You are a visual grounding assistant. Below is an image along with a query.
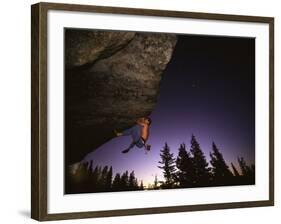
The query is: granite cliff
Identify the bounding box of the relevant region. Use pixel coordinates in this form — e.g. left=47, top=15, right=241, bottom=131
left=65, top=29, right=177, bottom=164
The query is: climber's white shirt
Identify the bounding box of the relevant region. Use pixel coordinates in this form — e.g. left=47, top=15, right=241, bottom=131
left=47, top=10, right=269, bottom=214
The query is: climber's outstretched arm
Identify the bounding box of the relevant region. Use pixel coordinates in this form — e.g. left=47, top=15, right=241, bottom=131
left=122, top=127, right=134, bottom=136
left=114, top=126, right=134, bottom=137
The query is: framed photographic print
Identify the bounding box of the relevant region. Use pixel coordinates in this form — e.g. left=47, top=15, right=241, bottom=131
left=31, top=2, right=274, bottom=221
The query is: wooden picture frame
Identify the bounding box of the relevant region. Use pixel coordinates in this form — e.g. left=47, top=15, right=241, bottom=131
left=31, top=2, right=274, bottom=221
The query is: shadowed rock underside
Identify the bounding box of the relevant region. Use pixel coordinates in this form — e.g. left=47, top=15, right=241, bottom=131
left=65, top=29, right=177, bottom=164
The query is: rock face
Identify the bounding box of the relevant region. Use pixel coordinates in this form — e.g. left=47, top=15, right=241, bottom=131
left=65, top=29, right=177, bottom=164
left=65, top=30, right=136, bottom=68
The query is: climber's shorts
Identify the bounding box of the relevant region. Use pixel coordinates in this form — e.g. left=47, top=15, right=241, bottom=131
left=135, top=137, right=145, bottom=148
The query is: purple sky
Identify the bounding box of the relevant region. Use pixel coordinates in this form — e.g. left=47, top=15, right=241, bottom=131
left=83, top=34, right=255, bottom=186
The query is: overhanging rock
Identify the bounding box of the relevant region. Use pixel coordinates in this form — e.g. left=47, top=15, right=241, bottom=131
left=65, top=30, right=178, bottom=164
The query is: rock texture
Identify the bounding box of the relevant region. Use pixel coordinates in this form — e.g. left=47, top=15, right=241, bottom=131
left=65, top=29, right=177, bottom=164
left=65, top=30, right=136, bottom=68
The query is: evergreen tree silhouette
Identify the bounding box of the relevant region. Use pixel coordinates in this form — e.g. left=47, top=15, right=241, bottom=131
left=112, top=173, right=121, bottom=191
left=140, top=180, right=144, bottom=190
left=176, top=143, right=195, bottom=187
left=158, top=142, right=177, bottom=188
left=249, top=164, right=255, bottom=175
left=153, top=175, right=159, bottom=189
left=96, top=166, right=102, bottom=184
left=100, top=166, right=108, bottom=188
left=237, top=157, right=255, bottom=184
left=88, top=160, right=93, bottom=172
left=105, top=166, right=113, bottom=191
left=77, top=162, right=94, bottom=193
left=231, top=163, right=240, bottom=177
left=209, top=142, right=233, bottom=185
left=238, top=157, right=250, bottom=176
left=129, top=171, right=138, bottom=190
left=249, top=164, right=255, bottom=184
left=91, top=166, right=99, bottom=189
left=121, top=170, right=129, bottom=190
left=190, top=135, right=210, bottom=186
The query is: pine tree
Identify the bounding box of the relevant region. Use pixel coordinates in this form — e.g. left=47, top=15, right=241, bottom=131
left=153, top=175, right=159, bottom=189
left=112, top=173, right=121, bottom=191
left=237, top=157, right=250, bottom=176
left=190, top=135, right=210, bottom=186
left=237, top=157, right=255, bottom=184
left=87, top=161, right=97, bottom=191
left=91, top=166, right=99, bottom=189
left=209, top=142, right=233, bottom=185
left=249, top=164, right=255, bottom=184
left=76, top=162, right=92, bottom=192
left=120, top=170, right=129, bottom=190
left=231, top=163, right=240, bottom=177
left=134, top=178, right=139, bottom=190
left=139, top=180, right=144, bottom=190
left=129, top=171, right=137, bottom=190
left=105, top=166, right=113, bottom=190
left=100, top=166, right=109, bottom=188
left=176, top=143, right=195, bottom=187
left=158, top=142, right=177, bottom=188
left=96, top=166, right=102, bottom=184
left=88, top=160, right=93, bottom=172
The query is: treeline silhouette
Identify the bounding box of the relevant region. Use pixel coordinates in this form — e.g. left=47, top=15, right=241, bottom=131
left=65, top=161, right=144, bottom=194
left=66, top=134, right=255, bottom=194
left=158, top=134, right=255, bottom=189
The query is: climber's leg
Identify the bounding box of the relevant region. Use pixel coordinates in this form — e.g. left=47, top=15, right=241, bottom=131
left=135, top=138, right=151, bottom=151
left=122, top=141, right=136, bottom=153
